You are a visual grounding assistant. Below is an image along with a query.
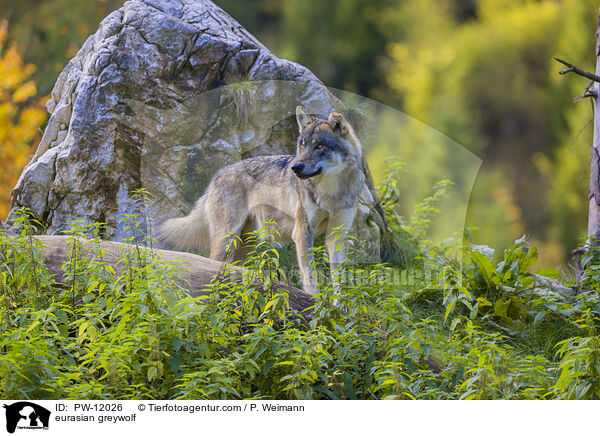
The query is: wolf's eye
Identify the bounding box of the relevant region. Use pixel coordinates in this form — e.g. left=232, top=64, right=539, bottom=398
left=316, top=143, right=325, bottom=149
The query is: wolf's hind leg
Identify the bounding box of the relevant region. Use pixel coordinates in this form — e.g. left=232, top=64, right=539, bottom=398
left=209, top=237, right=230, bottom=261
left=208, top=215, right=249, bottom=262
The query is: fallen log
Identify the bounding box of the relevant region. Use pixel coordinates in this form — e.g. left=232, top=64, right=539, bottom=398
left=33, top=235, right=314, bottom=313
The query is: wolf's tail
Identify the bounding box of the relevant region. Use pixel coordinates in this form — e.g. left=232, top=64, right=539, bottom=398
left=159, top=195, right=210, bottom=251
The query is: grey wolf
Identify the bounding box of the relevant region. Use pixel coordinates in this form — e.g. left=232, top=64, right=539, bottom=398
left=159, top=106, right=371, bottom=295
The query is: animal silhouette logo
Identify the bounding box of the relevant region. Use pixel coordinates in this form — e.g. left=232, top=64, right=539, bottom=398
left=2, top=402, right=50, bottom=433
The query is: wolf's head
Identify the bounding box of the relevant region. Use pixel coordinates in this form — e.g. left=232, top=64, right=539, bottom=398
left=290, top=106, right=363, bottom=180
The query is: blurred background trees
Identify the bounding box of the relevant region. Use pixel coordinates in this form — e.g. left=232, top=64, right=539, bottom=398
left=0, top=0, right=597, bottom=267
left=0, top=21, right=46, bottom=219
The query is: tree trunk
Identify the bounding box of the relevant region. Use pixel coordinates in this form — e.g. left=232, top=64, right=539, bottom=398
left=589, top=11, right=600, bottom=243
left=32, top=235, right=314, bottom=313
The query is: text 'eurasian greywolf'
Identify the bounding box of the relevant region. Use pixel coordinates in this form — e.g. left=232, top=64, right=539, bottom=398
left=160, top=106, right=371, bottom=295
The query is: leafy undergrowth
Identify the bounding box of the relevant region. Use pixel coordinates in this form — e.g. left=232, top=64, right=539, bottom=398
left=3, top=167, right=600, bottom=400
left=2, top=209, right=600, bottom=400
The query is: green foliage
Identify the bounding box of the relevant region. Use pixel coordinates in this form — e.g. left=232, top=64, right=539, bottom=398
left=429, top=236, right=544, bottom=331
left=405, top=180, right=453, bottom=242
left=0, top=216, right=588, bottom=399
left=384, top=0, right=598, bottom=265
left=553, top=313, right=600, bottom=399
left=4, top=161, right=600, bottom=400
left=276, top=0, right=389, bottom=96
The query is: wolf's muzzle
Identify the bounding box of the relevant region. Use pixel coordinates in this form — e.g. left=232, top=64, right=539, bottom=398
left=291, top=163, right=322, bottom=179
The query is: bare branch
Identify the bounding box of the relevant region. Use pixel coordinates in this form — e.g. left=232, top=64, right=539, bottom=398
left=574, top=81, right=598, bottom=102
left=554, top=57, right=600, bottom=82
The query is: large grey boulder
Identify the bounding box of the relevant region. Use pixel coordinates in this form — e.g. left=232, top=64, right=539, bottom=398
left=8, top=0, right=381, bottom=262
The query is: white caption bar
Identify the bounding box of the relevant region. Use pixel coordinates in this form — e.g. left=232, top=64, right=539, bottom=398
left=0, top=400, right=596, bottom=436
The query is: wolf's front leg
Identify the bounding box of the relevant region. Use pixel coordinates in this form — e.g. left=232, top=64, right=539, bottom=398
left=326, top=208, right=356, bottom=295
left=293, top=225, right=318, bottom=295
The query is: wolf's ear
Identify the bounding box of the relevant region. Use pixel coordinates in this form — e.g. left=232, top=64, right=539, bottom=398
left=296, top=106, right=314, bottom=133
left=327, top=112, right=349, bottom=136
